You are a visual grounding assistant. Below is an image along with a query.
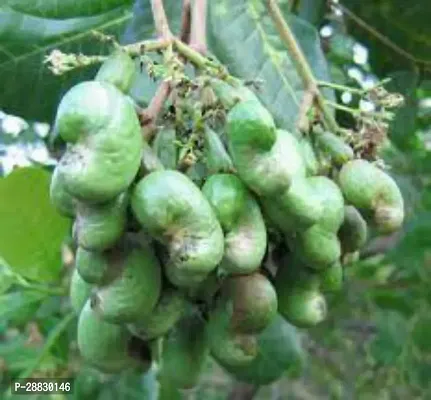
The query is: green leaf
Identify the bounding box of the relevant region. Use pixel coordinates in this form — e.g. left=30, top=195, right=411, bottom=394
left=0, top=290, right=46, bottom=325
left=0, top=335, right=42, bottom=373
left=0, top=5, right=133, bottom=121
left=369, top=311, right=408, bottom=365
left=389, top=212, right=431, bottom=273
left=0, top=167, right=71, bottom=282
left=369, top=289, right=416, bottom=317
left=207, top=0, right=334, bottom=131
left=412, top=316, right=431, bottom=354
left=6, top=0, right=133, bottom=19
left=387, top=70, right=419, bottom=148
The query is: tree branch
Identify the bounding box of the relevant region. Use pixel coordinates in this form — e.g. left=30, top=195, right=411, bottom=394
left=265, top=0, right=339, bottom=133
left=150, top=0, right=173, bottom=40
left=139, top=81, right=172, bottom=140
left=180, top=0, right=192, bottom=43
left=190, top=0, right=208, bottom=54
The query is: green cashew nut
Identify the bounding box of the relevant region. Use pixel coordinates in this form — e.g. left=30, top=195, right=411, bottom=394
left=95, top=51, right=136, bottom=94
left=316, top=131, right=354, bottom=167
left=227, top=100, right=276, bottom=152
left=202, top=174, right=267, bottom=275
left=275, top=257, right=327, bottom=328
left=75, top=247, right=118, bottom=286
left=92, top=237, right=161, bottom=323
left=278, top=287, right=327, bottom=328
left=208, top=300, right=258, bottom=368
left=223, top=273, right=278, bottom=334
left=291, top=176, right=344, bottom=270
left=152, top=126, right=177, bottom=170
left=55, top=80, right=142, bottom=203
left=50, top=167, right=76, bottom=218
left=299, top=137, right=319, bottom=176
left=338, top=160, right=404, bottom=233
left=128, top=288, right=189, bottom=340
left=202, top=174, right=247, bottom=232
left=338, top=205, right=368, bottom=253
left=204, top=125, right=234, bottom=174
left=210, top=78, right=259, bottom=109
left=78, top=300, right=150, bottom=373
left=159, top=312, right=209, bottom=389
left=70, top=268, right=92, bottom=314
left=73, top=192, right=128, bottom=251
left=131, top=170, right=224, bottom=288
left=320, top=261, right=343, bottom=292
left=220, top=314, right=304, bottom=385
left=227, top=117, right=323, bottom=228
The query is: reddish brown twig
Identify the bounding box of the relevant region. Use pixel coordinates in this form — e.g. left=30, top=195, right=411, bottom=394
left=180, top=0, right=192, bottom=43
left=139, top=1, right=175, bottom=139
left=139, top=81, right=172, bottom=140
left=190, top=0, right=208, bottom=54
left=150, top=0, right=173, bottom=40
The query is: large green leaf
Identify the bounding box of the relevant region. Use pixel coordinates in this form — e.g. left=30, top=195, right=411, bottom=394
left=0, top=167, right=70, bottom=282
left=6, top=0, right=133, bottom=19
left=207, top=0, right=334, bottom=131
left=0, top=5, right=133, bottom=121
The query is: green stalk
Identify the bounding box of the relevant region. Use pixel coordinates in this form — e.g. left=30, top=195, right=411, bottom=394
left=265, top=0, right=339, bottom=133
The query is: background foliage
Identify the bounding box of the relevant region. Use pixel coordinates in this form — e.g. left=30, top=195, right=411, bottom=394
left=0, top=0, right=430, bottom=398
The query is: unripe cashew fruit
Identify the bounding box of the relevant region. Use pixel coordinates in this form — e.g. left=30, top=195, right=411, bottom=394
left=75, top=247, right=118, bottom=286
left=131, top=170, right=224, bottom=287
left=95, top=51, right=136, bottom=94
left=338, top=160, right=404, bottom=233
left=338, top=205, right=368, bottom=253
left=210, top=78, right=260, bottom=109
left=78, top=300, right=150, bottom=373
left=92, top=237, right=161, bottom=323
left=204, top=125, right=234, bottom=174
left=276, top=258, right=327, bottom=328
left=50, top=167, right=76, bottom=218
left=316, top=131, right=354, bottom=167
left=291, top=176, right=344, bottom=270
left=223, top=273, right=278, bottom=334
left=55, top=81, right=142, bottom=203
left=152, top=126, right=177, bottom=170
left=73, top=193, right=127, bottom=251
left=278, top=287, right=327, bottom=328
left=202, top=174, right=247, bottom=232
left=128, top=288, right=189, bottom=340
left=227, top=117, right=322, bottom=228
left=207, top=300, right=258, bottom=367
left=203, top=174, right=267, bottom=275
left=299, top=137, right=319, bottom=176
left=227, top=100, right=276, bottom=152
left=320, top=261, right=343, bottom=292
left=220, top=315, right=304, bottom=385
left=160, top=312, right=209, bottom=389
left=70, top=268, right=92, bottom=314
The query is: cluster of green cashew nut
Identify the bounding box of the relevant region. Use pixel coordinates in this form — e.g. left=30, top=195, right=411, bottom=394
left=51, top=50, right=404, bottom=386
